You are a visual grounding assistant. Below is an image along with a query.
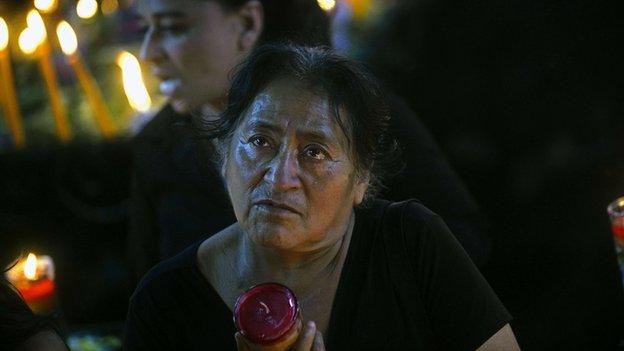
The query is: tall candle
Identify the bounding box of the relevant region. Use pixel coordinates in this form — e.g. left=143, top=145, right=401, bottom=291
left=5, top=253, right=57, bottom=314
left=25, top=10, right=71, bottom=143
left=57, top=21, right=115, bottom=139
left=0, top=17, right=25, bottom=148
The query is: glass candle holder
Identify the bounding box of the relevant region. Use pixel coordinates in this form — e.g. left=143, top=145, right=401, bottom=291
left=234, top=283, right=302, bottom=351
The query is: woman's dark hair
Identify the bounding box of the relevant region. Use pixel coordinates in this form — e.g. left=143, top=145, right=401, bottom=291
left=208, top=43, right=398, bottom=199
left=214, top=0, right=331, bottom=46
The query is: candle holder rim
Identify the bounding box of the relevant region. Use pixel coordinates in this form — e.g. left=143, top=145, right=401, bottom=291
left=607, top=196, right=624, bottom=217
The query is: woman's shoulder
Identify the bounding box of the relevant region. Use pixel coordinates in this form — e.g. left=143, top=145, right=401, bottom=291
left=362, top=198, right=440, bottom=226
left=131, top=240, right=203, bottom=303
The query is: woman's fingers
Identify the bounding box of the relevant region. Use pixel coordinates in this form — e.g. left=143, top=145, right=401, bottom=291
left=312, top=331, right=326, bottom=351
left=292, top=321, right=318, bottom=351
left=235, top=332, right=251, bottom=351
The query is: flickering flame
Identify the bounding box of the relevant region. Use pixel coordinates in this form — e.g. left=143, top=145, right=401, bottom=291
left=26, top=10, right=47, bottom=39
left=18, top=27, right=39, bottom=55
left=101, top=0, right=119, bottom=15
left=56, top=21, right=78, bottom=55
left=317, top=0, right=336, bottom=12
left=24, top=253, right=37, bottom=280
left=0, top=18, right=8, bottom=51
left=77, top=0, right=98, bottom=19
left=117, top=51, right=152, bottom=112
left=34, top=0, right=58, bottom=14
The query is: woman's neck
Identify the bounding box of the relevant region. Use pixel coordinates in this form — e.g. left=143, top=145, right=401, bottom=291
left=237, top=213, right=355, bottom=296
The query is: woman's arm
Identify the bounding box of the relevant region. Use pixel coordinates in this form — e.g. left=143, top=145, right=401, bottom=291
left=477, top=324, right=520, bottom=351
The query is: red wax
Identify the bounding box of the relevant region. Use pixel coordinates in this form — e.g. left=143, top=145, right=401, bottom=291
left=18, top=278, right=55, bottom=303
left=234, top=283, right=299, bottom=345
left=612, top=218, right=624, bottom=240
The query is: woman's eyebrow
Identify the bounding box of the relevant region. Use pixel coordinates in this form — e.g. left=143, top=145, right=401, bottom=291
left=152, top=11, right=187, bottom=20
left=245, top=119, right=282, bottom=133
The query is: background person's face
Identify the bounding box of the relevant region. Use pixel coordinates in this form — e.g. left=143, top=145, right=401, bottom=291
left=224, top=80, right=369, bottom=253
left=137, top=0, right=245, bottom=113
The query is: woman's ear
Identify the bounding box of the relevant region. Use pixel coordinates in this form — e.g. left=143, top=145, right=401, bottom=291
left=236, top=0, right=264, bottom=53
left=353, top=172, right=370, bottom=206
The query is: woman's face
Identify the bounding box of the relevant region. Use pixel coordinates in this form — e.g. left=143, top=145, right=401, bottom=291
left=137, top=0, right=249, bottom=113
left=224, top=80, right=369, bottom=253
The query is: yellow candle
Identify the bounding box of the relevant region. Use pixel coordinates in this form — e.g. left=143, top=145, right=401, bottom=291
left=57, top=21, right=115, bottom=139
left=117, top=51, right=152, bottom=113
left=24, top=10, right=71, bottom=142
left=0, top=17, right=25, bottom=148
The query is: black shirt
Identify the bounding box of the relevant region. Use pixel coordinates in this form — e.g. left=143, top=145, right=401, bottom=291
left=124, top=200, right=509, bottom=350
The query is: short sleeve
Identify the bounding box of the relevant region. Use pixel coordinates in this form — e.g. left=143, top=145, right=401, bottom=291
left=404, top=203, right=511, bottom=350
left=123, top=291, right=172, bottom=351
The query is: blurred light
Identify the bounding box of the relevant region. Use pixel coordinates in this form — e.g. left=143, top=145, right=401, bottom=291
left=56, top=21, right=78, bottom=56
left=317, top=0, right=336, bottom=12
left=26, top=10, right=47, bottom=39
left=18, top=27, right=39, bottom=55
left=76, top=0, right=98, bottom=19
left=24, top=253, right=37, bottom=280
left=0, top=18, right=8, bottom=50
left=101, top=0, right=119, bottom=15
left=117, top=51, right=152, bottom=112
left=34, top=0, right=58, bottom=14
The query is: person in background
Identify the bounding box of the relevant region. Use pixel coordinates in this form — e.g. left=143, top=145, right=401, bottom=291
left=129, top=0, right=489, bottom=282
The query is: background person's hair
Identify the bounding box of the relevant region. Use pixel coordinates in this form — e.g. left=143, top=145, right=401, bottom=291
left=207, top=43, right=399, bottom=200
left=1, top=256, right=63, bottom=350
left=213, top=0, right=331, bottom=46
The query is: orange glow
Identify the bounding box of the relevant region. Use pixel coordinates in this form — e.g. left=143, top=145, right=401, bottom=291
left=34, top=0, right=59, bottom=14
left=0, top=18, right=8, bottom=50
left=24, top=253, right=37, bottom=280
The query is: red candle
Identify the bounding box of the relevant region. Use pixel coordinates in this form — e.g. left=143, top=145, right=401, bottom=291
left=611, top=217, right=624, bottom=241
left=5, top=253, right=57, bottom=314
left=234, top=283, right=302, bottom=350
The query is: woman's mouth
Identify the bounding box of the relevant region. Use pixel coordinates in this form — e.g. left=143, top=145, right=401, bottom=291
left=159, top=78, right=182, bottom=97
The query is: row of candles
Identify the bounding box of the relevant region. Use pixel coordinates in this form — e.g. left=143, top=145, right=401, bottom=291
left=0, top=7, right=152, bottom=148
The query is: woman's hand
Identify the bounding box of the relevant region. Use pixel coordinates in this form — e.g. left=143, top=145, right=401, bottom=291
left=235, top=321, right=326, bottom=351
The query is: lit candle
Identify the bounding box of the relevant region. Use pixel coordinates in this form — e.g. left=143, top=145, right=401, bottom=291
left=116, top=51, right=152, bottom=113
left=23, top=10, right=71, bottom=143
left=0, top=17, right=25, bottom=148
left=5, top=253, right=57, bottom=314
left=34, top=0, right=59, bottom=14
left=57, top=21, right=115, bottom=139
left=77, top=0, right=99, bottom=20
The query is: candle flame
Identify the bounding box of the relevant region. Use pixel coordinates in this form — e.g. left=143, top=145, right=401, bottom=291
left=77, top=0, right=98, bottom=19
left=56, top=21, right=78, bottom=55
left=34, top=0, right=58, bottom=13
left=19, top=28, right=40, bottom=55
left=117, top=51, right=152, bottom=112
left=317, top=0, right=336, bottom=12
left=0, top=18, right=8, bottom=51
left=101, top=0, right=119, bottom=15
left=24, top=253, right=37, bottom=280
left=26, top=10, right=47, bottom=38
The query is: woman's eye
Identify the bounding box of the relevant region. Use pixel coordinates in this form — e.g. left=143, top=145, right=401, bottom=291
left=303, top=146, right=328, bottom=161
left=161, top=25, right=187, bottom=34
left=250, top=136, right=271, bottom=148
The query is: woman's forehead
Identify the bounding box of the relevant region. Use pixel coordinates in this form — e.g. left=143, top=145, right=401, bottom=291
left=137, top=0, right=208, bottom=17
left=242, top=82, right=347, bottom=140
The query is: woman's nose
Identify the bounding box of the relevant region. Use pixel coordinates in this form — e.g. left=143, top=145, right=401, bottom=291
left=264, top=150, right=302, bottom=191
left=139, top=30, right=164, bottom=64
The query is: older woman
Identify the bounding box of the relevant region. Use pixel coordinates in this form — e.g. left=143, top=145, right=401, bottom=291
left=124, top=44, right=518, bottom=350
left=129, top=0, right=488, bottom=282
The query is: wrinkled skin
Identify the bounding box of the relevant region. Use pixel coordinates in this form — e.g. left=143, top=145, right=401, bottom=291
left=224, top=79, right=369, bottom=256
